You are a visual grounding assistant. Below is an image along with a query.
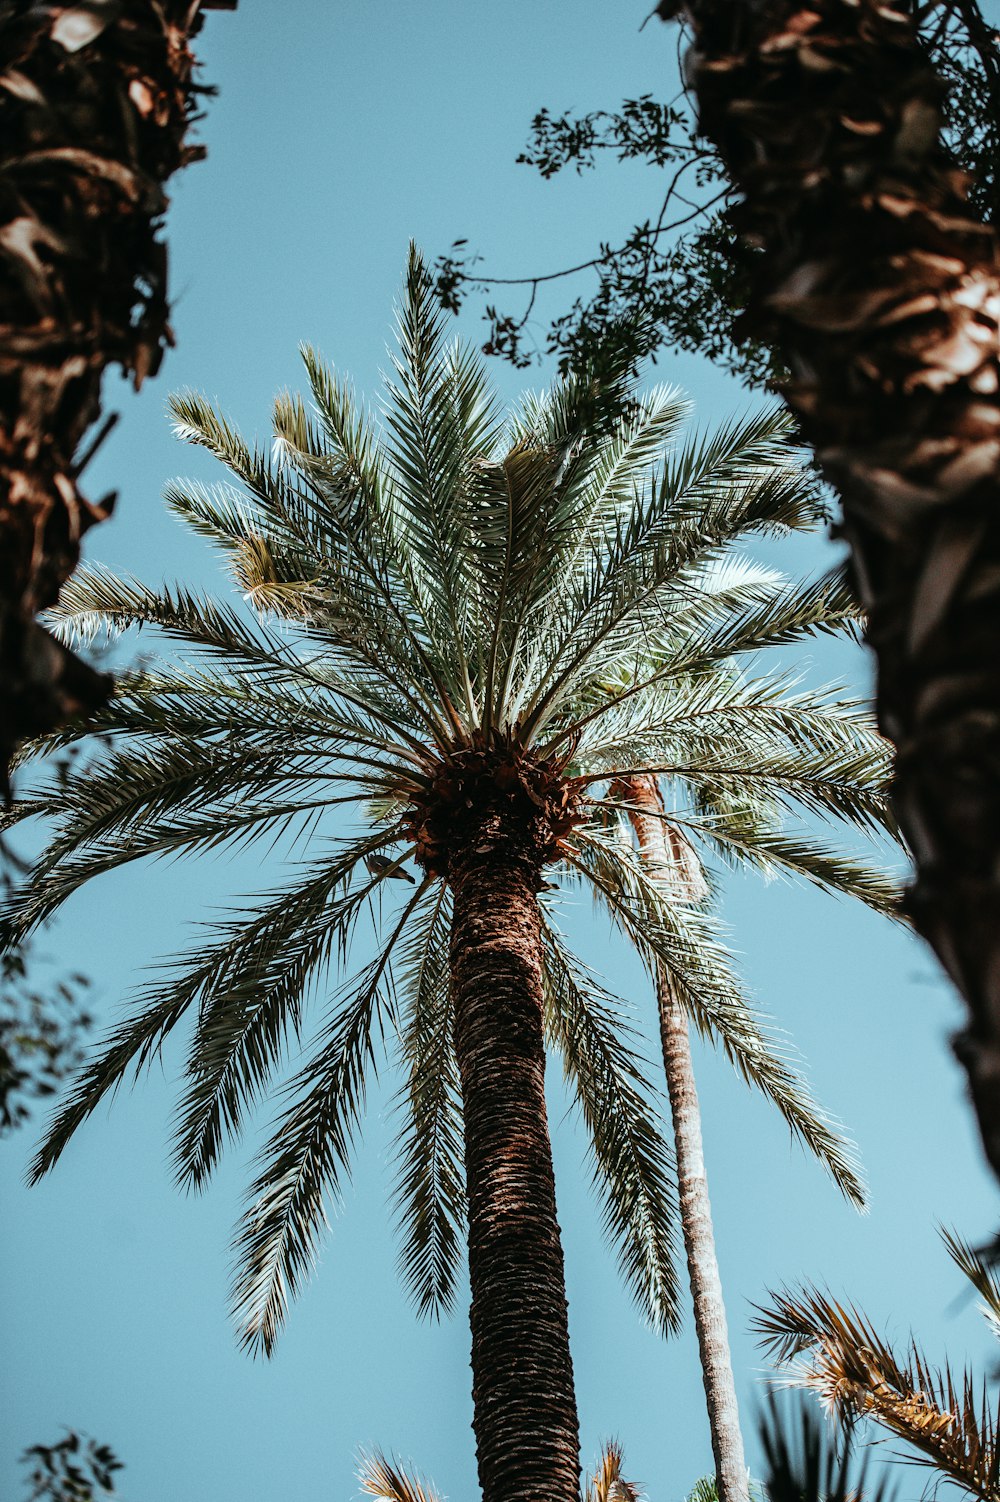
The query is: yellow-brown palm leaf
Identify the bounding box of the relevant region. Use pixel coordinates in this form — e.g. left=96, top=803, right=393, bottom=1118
left=754, top=1282, right=1000, bottom=1501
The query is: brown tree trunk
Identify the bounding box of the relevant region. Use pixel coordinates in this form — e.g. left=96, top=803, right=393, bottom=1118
left=663, top=0, right=1000, bottom=1183
left=449, top=834, right=581, bottom=1502
left=0, top=0, right=236, bottom=789
left=620, top=775, right=749, bottom=1502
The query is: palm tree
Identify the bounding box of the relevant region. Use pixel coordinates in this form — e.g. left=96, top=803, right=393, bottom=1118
left=755, top=1229, right=1000, bottom=1501
left=653, top=0, right=1000, bottom=1185
left=614, top=773, right=749, bottom=1502
left=0, top=0, right=236, bottom=789
left=3, top=250, right=894, bottom=1502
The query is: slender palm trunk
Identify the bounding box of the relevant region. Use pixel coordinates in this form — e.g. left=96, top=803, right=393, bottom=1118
left=449, top=836, right=581, bottom=1502
left=0, top=0, right=235, bottom=787
left=662, top=0, right=1000, bottom=1184
left=657, top=973, right=749, bottom=1502
left=622, top=775, right=749, bottom=1502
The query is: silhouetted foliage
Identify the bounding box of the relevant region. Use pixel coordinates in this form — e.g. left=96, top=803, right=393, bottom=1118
left=434, top=1, right=999, bottom=388
left=0, top=938, right=91, bottom=1136
left=20, top=1432, right=123, bottom=1502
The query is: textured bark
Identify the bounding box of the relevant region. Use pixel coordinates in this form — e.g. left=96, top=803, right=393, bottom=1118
left=622, top=775, right=749, bottom=1502
left=0, top=0, right=236, bottom=787
left=663, top=0, right=1000, bottom=1181
left=449, top=830, right=581, bottom=1502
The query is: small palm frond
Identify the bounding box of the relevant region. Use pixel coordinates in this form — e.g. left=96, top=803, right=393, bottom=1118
left=941, top=1227, right=1000, bottom=1342
left=652, top=568, right=860, bottom=684
left=754, top=1285, right=1000, bottom=1501
left=519, top=410, right=824, bottom=741
left=27, top=833, right=394, bottom=1186
left=359, top=1451, right=443, bottom=1502
left=392, top=885, right=467, bottom=1319
left=231, top=883, right=428, bottom=1354
left=661, top=812, right=903, bottom=920
left=542, top=916, right=681, bottom=1335
left=170, top=836, right=403, bottom=1190
left=685, top=1478, right=719, bottom=1502
left=383, top=246, right=502, bottom=714
left=570, top=831, right=866, bottom=1209
left=584, top=1440, right=643, bottom=1502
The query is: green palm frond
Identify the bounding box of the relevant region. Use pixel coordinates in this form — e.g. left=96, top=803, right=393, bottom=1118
left=392, top=885, right=466, bottom=1319
left=519, top=411, right=824, bottom=741
left=569, top=831, right=866, bottom=1208
left=685, top=1478, right=719, bottom=1502
left=676, top=818, right=902, bottom=918
left=171, top=838, right=403, bottom=1190
left=542, top=916, right=681, bottom=1335
left=26, top=834, right=395, bottom=1186
left=232, top=882, right=428, bottom=1355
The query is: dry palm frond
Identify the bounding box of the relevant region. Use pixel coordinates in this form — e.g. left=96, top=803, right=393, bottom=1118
left=584, top=1440, right=643, bottom=1502
left=755, top=1279, right=1000, bottom=1501
left=358, top=1451, right=443, bottom=1502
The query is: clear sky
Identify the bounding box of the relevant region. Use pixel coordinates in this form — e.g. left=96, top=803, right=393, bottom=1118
left=3, top=4, right=999, bottom=1501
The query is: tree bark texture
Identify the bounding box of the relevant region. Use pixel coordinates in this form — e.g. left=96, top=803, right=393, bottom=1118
left=666, top=0, right=1000, bottom=1181
left=0, top=0, right=236, bottom=788
left=449, top=835, right=581, bottom=1502
left=622, top=775, right=750, bottom=1502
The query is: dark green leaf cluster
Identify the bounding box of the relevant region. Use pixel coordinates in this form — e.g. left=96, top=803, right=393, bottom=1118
left=0, top=937, right=91, bottom=1137
left=20, top=1431, right=122, bottom=1502
left=434, top=3, right=1000, bottom=386
left=516, top=97, right=699, bottom=178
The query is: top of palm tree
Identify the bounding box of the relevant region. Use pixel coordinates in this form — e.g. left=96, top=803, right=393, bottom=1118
left=3, top=246, right=901, bottom=1354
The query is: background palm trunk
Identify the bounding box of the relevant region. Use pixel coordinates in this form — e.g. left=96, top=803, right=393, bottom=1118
left=621, top=775, right=750, bottom=1502
left=0, top=0, right=235, bottom=788
left=449, top=837, right=581, bottom=1502
left=662, top=0, right=1000, bottom=1183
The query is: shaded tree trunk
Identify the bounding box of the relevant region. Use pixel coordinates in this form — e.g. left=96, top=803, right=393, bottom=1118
left=449, top=834, right=581, bottom=1502
left=621, top=775, right=749, bottom=1502
left=0, top=0, right=236, bottom=789
left=663, top=0, right=1000, bottom=1182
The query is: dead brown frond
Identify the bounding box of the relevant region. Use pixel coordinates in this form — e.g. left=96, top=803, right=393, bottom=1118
left=585, top=1439, right=644, bottom=1502
left=754, top=1284, right=1000, bottom=1501
left=358, top=1450, right=443, bottom=1502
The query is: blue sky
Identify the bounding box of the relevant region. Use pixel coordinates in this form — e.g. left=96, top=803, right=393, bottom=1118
left=2, top=4, right=998, bottom=1500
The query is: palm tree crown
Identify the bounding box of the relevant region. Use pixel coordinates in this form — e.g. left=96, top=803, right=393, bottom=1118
left=5, top=247, right=896, bottom=1366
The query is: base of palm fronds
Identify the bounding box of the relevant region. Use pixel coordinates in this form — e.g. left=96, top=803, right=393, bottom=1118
left=358, top=1441, right=643, bottom=1502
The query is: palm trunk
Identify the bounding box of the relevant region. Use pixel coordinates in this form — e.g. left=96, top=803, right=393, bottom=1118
left=0, top=0, right=236, bottom=788
left=622, top=775, right=749, bottom=1502
left=660, top=0, right=1000, bottom=1184
left=449, top=837, right=581, bottom=1502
